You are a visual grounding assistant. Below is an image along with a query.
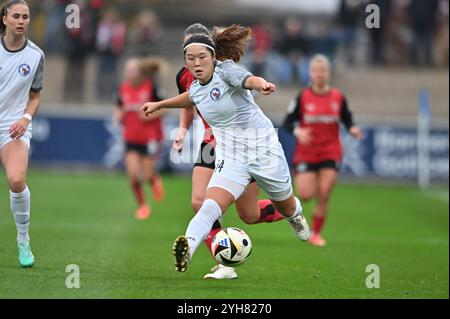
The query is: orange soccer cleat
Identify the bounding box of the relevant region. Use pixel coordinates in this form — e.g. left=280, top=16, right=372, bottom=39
left=135, top=204, right=151, bottom=220
left=309, top=233, right=327, bottom=247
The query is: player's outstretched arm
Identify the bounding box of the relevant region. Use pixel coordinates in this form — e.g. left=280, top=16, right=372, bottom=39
left=173, top=108, right=195, bottom=152
left=142, top=91, right=194, bottom=117
left=244, top=76, right=276, bottom=95
left=178, top=108, right=195, bottom=131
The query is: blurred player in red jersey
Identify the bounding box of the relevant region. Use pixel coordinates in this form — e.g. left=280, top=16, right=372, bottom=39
left=172, top=24, right=285, bottom=279
left=115, top=57, right=165, bottom=220
left=283, top=54, right=362, bottom=246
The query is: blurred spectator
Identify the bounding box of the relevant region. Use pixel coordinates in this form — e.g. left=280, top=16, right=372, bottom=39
left=408, top=0, right=439, bottom=67
left=64, top=0, right=97, bottom=102
left=247, top=23, right=273, bottom=77
left=44, top=0, right=71, bottom=54
left=275, top=17, right=310, bottom=86
left=89, top=0, right=104, bottom=31
left=435, top=0, right=449, bottom=66
left=308, top=23, right=339, bottom=63
left=128, top=10, right=162, bottom=57
left=337, top=0, right=364, bottom=66
left=96, top=8, right=127, bottom=101
left=27, top=2, right=47, bottom=47
left=384, top=0, right=411, bottom=66
left=367, top=0, right=391, bottom=66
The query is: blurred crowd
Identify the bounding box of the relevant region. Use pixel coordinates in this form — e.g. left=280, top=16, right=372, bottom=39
left=27, top=0, right=449, bottom=102
left=243, top=0, right=449, bottom=86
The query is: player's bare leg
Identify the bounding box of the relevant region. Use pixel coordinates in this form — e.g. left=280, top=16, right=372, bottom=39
left=191, top=167, right=222, bottom=255
left=191, top=166, right=213, bottom=213
left=294, top=172, right=318, bottom=202
left=125, top=152, right=150, bottom=219
left=174, top=187, right=234, bottom=272
left=189, top=166, right=236, bottom=279
left=236, top=183, right=284, bottom=224
left=309, top=169, right=337, bottom=246
left=142, top=155, right=164, bottom=202
left=1, top=140, right=34, bottom=267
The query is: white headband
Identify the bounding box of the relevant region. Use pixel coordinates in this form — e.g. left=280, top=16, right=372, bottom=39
left=183, top=42, right=215, bottom=53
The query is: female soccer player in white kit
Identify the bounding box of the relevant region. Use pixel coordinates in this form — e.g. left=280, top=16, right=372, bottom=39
left=0, top=0, right=44, bottom=267
left=143, top=26, right=310, bottom=273
left=175, top=24, right=288, bottom=279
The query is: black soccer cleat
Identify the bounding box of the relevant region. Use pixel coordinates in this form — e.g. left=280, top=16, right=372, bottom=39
left=173, top=236, right=190, bottom=272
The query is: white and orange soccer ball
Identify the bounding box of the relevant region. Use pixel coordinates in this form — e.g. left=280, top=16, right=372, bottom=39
left=211, top=227, right=252, bottom=267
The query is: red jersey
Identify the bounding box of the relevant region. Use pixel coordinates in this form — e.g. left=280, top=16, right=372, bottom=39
left=283, top=87, right=354, bottom=164
left=176, top=66, right=214, bottom=144
left=117, top=78, right=163, bottom=144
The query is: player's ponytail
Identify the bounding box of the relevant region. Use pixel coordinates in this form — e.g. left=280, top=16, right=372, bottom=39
left=1, top=0, right=29, bottom=35
left=212, top=24, right=252, bottom=63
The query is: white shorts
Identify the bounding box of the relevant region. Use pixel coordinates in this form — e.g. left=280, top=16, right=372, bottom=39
left=207, top=143, right=293, bottom=201
left=0, top=131, right=31, bottom=150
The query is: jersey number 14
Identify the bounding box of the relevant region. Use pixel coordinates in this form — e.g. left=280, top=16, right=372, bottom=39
left=215, top=160, right=225, bottom=173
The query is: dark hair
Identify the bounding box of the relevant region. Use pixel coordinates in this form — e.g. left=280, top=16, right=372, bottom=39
left=183, top=24, right=252, bottom=63
left=183, top=34, right=215, bottom=54
left=1, top=0, right=28, bottom=34
left=183, top=23, right=210, bottom=37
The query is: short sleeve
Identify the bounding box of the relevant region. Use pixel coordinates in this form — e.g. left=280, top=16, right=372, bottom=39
left=188, top=87, right=194, bottom=102
left=217, top=60, right=253, bottom=89
left=31, top=54, right=45, bottom=92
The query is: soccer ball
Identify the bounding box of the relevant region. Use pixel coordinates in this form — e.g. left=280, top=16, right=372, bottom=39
left=211, top=227, right=252, bottom=267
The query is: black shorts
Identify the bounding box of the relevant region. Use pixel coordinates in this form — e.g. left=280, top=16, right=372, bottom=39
left=194, top=141, right=256, bottom=183
left=194, top=141, right=216, bottom=169
left=125, top=141, right=161, bottom=157
left=294, top=160, right=341, bottom=173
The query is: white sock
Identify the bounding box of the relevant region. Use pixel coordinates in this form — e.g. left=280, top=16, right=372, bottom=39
left=185, top=199, right=222, bottom=258
left=10, top=186, right=31, bottom=243
left=286, top=197, right=303, bottom=221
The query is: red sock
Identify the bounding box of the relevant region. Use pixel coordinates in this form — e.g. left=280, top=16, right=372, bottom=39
left=132, top=181, right=145, bottom=206
left=257, top=199, right=284, bottom=223
left=312, top=215, right=326, bottom=234
left=204, top=220, right=222, bottom=255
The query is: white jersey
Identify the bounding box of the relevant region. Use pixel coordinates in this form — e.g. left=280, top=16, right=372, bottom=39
left=0, top=36, right=45, bottom=132
left=188, top=60, right=278, bottom=163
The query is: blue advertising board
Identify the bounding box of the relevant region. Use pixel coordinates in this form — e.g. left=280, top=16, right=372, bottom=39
left=30, top=114, right=449, bottom=180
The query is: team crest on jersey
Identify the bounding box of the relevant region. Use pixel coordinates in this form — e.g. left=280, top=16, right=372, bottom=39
left=18, top=64, right=31, bottom=77
left=210, top=87, right=221, bottom=102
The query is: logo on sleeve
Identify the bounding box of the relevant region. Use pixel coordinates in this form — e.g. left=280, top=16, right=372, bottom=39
left=18, top=64, right=31, bottom=77
left=210, top=88, right=221, bottom=102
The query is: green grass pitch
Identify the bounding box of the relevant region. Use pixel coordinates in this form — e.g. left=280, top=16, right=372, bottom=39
left=0, top=170, right=448, bottom=298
